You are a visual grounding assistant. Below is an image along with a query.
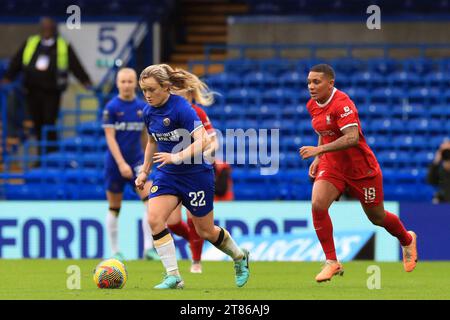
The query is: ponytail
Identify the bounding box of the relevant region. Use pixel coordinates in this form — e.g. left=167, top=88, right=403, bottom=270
left=139, top=64, right=214, bottom=106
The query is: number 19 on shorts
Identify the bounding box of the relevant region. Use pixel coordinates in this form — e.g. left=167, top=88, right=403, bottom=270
left=189, top=191, right=206, bottom=207
left=363, top=187, right=376, bottom=204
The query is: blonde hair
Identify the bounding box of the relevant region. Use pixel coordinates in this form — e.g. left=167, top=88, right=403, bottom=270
left=117, top=67, right=137, bottom=80
left=139, top=64, right=214, bottom=106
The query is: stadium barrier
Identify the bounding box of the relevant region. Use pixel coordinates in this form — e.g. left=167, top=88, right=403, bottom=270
left=0, top=201, right=400, bottom=261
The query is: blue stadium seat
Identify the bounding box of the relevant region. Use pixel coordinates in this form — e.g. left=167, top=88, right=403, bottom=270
left=430, top=136, right=450, bottom=149
left=368, top=58, right=402, bottom=75
left=390, top=71, right=421, bottom=86
left=226, top=88, right=260, bottom=104
left=279, top=71, right=308, bottom=89
left=429, top=105, right=450, bottom=118
left=369, top=119, right=405, bottom=133
left=366, top=135, right=391, bottom=150
left=377, top=151, right=412, bottom=168
left=261, top=88, right=300, bottom=104
left=225, top=119, right=259, bottom=130
left=407, top=119, right=446, bottom=133
left=413, top=151, right=435, bottom=166
left=371, top=87, right=404, bottom=104
left=243, top=71, right=278, bottom=89
left=331, top=58, right=366, bottom=74
left=403, top=58, right=435, bottom=75
left=358, top=104, right=390, bottom=119
left=222, top=104, right=245, bottom=120
left=259, top=59, right=297, bottom=76
left=424, top=71, right=450, bottom=88
left=391, top=104, right=426, bottom=119
left=225, top=59, right=258, bottom=75
left=342, top=87, right=369, bottom=104
left=351, top=71, right=386, bottom=88
left=23, top=168, right=62, bottom=183
left=392, top=135, right=428, bottom=149
left=408, top=88, right=441, bottom=104
left=383, top=168, right=426, bottom=184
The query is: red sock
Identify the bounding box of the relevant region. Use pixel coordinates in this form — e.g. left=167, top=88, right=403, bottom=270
left=187, top=217, right=204, bottom=262
left=312, top=209, right=337, bottom=261
left=383, top=211, right=412, bottom=246
left=168, top=221, right=190, bottom=241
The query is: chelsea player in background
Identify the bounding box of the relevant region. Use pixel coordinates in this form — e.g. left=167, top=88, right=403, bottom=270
left=102, top=68, right=159, bottom=261
left=135, top=64, right=250, bottom=289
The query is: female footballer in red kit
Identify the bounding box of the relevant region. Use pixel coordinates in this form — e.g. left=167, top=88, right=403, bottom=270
left=299, top=64, right=417, bottom=282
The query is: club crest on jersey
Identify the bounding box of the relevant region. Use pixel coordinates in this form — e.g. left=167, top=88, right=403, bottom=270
left=326, top=114, right=331, bottom=125
left=137, top=110, right=143, bottom=118
left=163, top=118, right=171, bottom=126
left=151, top=186, right=158, bottom=193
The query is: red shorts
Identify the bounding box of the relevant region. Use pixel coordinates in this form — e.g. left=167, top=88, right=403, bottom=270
left=315, top=162, right=383, bottom=207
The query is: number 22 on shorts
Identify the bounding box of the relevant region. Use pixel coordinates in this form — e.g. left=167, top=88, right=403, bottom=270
left=189, top=191, right=206, bottom=207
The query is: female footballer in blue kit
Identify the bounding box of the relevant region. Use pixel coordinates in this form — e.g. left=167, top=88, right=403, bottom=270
left=135, top=64, right=249, bottom=289
left=102, top=68, right=159, bottom=261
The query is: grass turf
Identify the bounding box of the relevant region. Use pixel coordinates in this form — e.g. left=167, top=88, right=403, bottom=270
left=1, top=259, right=449, bottom=300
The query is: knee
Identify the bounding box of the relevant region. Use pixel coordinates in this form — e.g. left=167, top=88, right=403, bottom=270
left=147, top=212, right=164, bottom=231
left=311, top=199, right=329, bottom=217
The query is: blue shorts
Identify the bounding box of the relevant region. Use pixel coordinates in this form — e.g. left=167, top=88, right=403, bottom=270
left=104, top=156, right=144, bottom=194
left=149, top=169, right=215, bottom=217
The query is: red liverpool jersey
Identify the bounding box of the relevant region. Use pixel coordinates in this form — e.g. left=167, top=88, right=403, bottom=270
left=306, top=88, right=380, bottom=180
left=192, top=104, right=215, bottom=136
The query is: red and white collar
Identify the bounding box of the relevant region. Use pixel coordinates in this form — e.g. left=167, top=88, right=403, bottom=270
left=316, top=87, right=337, bottom=108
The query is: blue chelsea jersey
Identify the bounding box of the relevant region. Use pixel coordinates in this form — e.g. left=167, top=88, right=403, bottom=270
left=102, top=96, right=146, bottom=164
left=143, top=94, right=212, bottom=174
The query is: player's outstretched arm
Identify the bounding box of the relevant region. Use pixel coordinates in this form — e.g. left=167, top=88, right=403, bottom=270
left=300, top=126, right=359, bottom=160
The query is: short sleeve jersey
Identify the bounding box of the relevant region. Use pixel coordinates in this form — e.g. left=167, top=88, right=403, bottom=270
left=102, top=96, right=146, bottom=163
left=192, top=104, right=216, bottom=136
left=306, top=88, right=380, bottom=179
left=143, top=94, right=212, bottom=174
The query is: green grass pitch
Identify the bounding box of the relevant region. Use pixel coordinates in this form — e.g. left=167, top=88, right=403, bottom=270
left=1, top=260, right=449, bottom=300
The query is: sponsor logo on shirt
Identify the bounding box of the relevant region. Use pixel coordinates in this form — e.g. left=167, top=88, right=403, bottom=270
left=151, top=129, right=182, bottom=142
left=113, top=122, right=145, bottom=131
left=326, top=114, right=331, bottom=125
left=317, top=130, right=336, bottom=136
left=340, top=106, right=354, bottom=118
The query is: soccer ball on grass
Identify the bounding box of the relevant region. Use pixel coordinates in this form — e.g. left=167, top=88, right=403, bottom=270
left=93, top=258, right=128, bottom=289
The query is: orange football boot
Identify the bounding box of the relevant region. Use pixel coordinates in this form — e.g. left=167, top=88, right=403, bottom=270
left=402, top=231, right=418, bottom=272
left=315, top=260, right=344, bottom=282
